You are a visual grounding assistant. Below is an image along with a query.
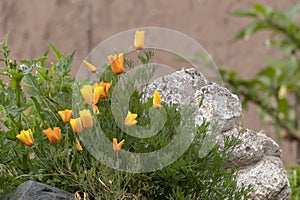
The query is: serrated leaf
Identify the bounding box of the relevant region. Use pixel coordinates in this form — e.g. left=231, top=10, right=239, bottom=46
left=49, top=43, right=64, bottom=59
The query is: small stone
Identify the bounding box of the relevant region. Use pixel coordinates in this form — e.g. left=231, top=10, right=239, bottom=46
left=10, top=180, right=73, bottom=200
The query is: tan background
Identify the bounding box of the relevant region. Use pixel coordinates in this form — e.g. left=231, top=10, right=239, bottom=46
left=0, top=0, right=299, bottom=165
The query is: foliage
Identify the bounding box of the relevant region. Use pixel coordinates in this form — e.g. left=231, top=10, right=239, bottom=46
left=0, top=35, right=250, bottom=199
left=221, top=3, right=300, bottom=143
left=288, top=166, right=300, bottom=200
left=222, top=3, right=300, bottom=199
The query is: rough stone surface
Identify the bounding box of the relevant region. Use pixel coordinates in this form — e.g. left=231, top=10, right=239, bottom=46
left=10, top=180, right=73, bottom=200
left=218, top=128, right=281, bottom=167
left=237, top=156, right=290, bottom=200
left=144, top=68, right=290, bottom=200
left=143, top=68, right=242, bottom=131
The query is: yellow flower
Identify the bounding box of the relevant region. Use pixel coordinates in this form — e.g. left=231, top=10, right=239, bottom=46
left=94, top=82, right=112, bottom=99
left=134, top=30, right=145, bottom=50
left=113, top=138, right=125, bottom=152
left=80, top=85, right=94, bottom=105
left=79, top=109, right=93, bottom=129
left=108, top=53, right=124, bottom=74
left=82, top=82, right=111, bottom=113
left=16, top=129, right=34, bottom=147
left=76, top=138, right=83, bottom=152
left=153, top=90, right=162, bottom=108
left=124, top=111, right=138, bottom=126
left=58, top=110, right=72, bottom=123
left=70, top=118, right=83, bottom=133
left=94, top=86, right=104, bottom=104
left=43, top=127, right=61, bottom=144
left=82, top=60, right=97, bottom=73
left=278, top=85, right=287, bottom=99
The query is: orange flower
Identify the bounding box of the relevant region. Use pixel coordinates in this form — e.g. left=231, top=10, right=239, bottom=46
left=153, top=90, right=162, bottom=108
left=70, top=118, right=83, bottom=133
left=58, top=110, right=72, bottom=123
left=94, top=82, right=112, bottom=99
left=134, top=30, right=145, bottom=50
left=92, top=104, right=100, bottom=115
left=16, top=129, right=34, bottom=147
left=79, top=109, right=93, bottom=129
left=113, top=138, right=125, bottom=152
left=108, top=53, right=124, bottom=74
left=76, top=138, right=83, bottom=152
left=80, top=85, right=94, bottom=105
left=83, top=60, right=97, bottom=73
left=43, top=127, right=61, bottom=144
left=124, top=111, right=138, bottom=127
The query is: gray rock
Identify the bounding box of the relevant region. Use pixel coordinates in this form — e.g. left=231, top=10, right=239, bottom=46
left=144, top=68, right=290, bottom=199
left=237, top=156, right=290, bottom=200
left=144, top=68, right=242, bottom=131
left=218, top=128, right=281, bottom=167
left=196, top=83, right=242, bottom=131
left=10, top=180, right=73, bottom=200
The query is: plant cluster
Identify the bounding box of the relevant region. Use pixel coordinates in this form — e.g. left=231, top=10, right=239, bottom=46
left=0, top=30, right=250, bottom=199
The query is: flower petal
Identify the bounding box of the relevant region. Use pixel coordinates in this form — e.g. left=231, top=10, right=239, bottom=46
left=153, top=90, right=162, bottom=108
left=58, top=110, right=72, bottom=123
left=79, top=109, right=93, bottom=129
left=124, top=111, right=138, bottom=127
left=83, top=60, right=97, bottom=73
left=108, top=53, right=124, bottom=75
left=134, top=30, right=145, bottom=50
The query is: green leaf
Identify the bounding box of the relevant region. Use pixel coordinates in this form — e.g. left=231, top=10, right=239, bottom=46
left=10, top=72, right=23, bottom=89
left=6, top=106, right=26, bottom=115
left=282, top=3, right=299, bottom=22
left=253, top=4, right=272, bottom=16
left=49, top=43, right=64, bottom=59
left=233, top=21, right=271, bottom=41
left=229, top=9, right=259, bottom=18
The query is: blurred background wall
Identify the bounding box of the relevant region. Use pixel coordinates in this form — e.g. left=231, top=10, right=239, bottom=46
left=0, top=0, right=298, bottom=165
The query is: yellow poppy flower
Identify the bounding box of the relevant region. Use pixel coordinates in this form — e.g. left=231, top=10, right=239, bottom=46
left=134, top=30, right=145, bottom=50
left=124, top=111, right=138, bottom=126
left=108, top=53, right=124, bottom=74
left=113, top=138, right=125, bottom=152
left=58, top=110, right=72, bottom=123
left=94, top=86, right=104, bottom=104
left=79, top=109, right=93, bottom=129
left=94, top=82, right=112, bottom=99
left=80, top=85, right=94, bottom=105
left=82, top=60, right=97, bottom=73
left=43, top=127, right=61, bottom=144
left=153, top=90, right=162, bottom=108
left=16, top=129, right=34, bottom=147
left=70, top=118, right=83, bottom=133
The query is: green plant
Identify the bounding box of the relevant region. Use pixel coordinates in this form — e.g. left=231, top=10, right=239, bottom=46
left=220, top=3, right=300, bottom=199
left=221, top=3, right=300, bottom=150
left=288, top=166, right=300, bottom=200
left=0, top=33, right=250, bottom=199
